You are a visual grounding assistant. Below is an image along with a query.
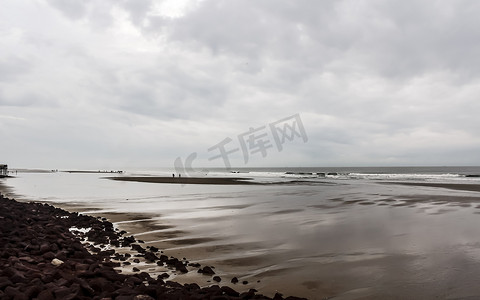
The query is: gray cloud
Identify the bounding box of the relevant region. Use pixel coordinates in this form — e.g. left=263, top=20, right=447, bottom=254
left=46, top=0, right=89, bottom=20
left=1, top=0, right=480, bottom=168
left=0, top=56, right=31, bottom=82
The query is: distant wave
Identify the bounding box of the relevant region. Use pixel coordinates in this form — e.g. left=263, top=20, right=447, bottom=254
left=235, top=170, right=480, bottom=183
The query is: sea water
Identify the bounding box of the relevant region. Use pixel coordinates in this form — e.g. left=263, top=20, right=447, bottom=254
left=3, top=166, right=480, bottom=299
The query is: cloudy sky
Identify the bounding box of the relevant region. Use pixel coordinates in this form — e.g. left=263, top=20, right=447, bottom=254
left=1, top=0, right=480, bottom=169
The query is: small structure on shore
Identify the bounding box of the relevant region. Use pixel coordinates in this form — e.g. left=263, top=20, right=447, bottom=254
left=0, top=164, right=7, bottom=177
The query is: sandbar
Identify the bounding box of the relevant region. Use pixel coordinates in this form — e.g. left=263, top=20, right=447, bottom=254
left=108, top=176, right=260, bottom=185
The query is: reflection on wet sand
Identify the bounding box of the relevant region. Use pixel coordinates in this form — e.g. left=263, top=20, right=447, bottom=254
left=97, top=193, right=480, bottom=298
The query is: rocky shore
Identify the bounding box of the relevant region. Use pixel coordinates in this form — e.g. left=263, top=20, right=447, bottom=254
left=0, top=193, right=306, bottom=300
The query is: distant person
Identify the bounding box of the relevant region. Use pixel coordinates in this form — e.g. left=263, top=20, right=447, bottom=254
left=172, top=174, right=175, bottom=178
left=179, top=174, right=181, bottom=178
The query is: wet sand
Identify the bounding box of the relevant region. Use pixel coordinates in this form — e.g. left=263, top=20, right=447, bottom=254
left=382, top=181, right=480, bottom=192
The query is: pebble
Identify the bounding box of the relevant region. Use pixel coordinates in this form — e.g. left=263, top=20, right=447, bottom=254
left=51, top=258, right=64, bottom=266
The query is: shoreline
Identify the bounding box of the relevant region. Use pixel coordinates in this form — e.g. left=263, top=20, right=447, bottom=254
left=0, top=192, right=305, bottom=299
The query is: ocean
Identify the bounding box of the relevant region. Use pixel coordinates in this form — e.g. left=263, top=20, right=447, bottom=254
left=2, top=166, right=480, bottom=299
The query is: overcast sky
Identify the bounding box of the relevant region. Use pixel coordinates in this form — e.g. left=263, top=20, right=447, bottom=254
left=1, top=0, right=480, bottom=170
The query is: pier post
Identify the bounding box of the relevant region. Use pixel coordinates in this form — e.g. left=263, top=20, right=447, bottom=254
left=0, top=164, right=8, bottom=177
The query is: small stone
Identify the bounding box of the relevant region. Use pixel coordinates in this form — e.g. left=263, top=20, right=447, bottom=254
left=51, top=258, right=64, bottom=266
left=213, top=276, right=221, bottom=282
left=231, top=277, right=239, bottom=284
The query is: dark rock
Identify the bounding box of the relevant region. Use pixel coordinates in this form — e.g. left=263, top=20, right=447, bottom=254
left=24, top=285, right=42, bottom=298
left=137, top=272, right=151, bottom=281
left=5, top=286, right=27, bottom=300
left=42, top=251, right=55, bottom=260
left=131, top=244, right=146, bottom=253
left=36, top=289, right=54, bottom=300
left=0, top=277, right=13, bottom=290
left=39, top=243, right=51, bottom=253
left=240, top=289, right=258, bottom=298
left=199, top=266, right=215, bottom=275
left=184, top=283, right=200, bottom=290
left=221, top=286, right=240, bottom=297
left=10, top=270, right=27, bottom=283
left=231, top=277, right=239, bottom=284
left=165, top=281, right=183, bottom=288
left=122, top=235, right=136, bottom=246
left=144, top=252, right=158, bottom=262
left=89, top=277, right=111, bottom=293
left=166, top=257, right=179, bottom=266
left=188, top=262, right=201, bottom=268
left=213, top=276, right=221, bottom=282
left=125, top=276, right=143, bottom=286
left=175, top=261, right=188, bottom=273
left=52, top=286, right=73, bottom=299
left=273, top=293, right=284, bottom=300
